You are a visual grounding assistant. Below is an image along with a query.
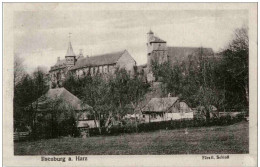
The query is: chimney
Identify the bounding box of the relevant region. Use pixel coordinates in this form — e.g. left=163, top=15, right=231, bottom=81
left=57, top=57, right=60, bottom=62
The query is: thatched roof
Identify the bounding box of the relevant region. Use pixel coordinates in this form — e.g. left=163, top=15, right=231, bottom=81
left=143, top=97, right=179, bottom=112
left=31, top=88, right=92, bottom=112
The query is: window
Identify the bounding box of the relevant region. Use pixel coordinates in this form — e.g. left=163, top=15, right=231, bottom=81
left=151, top=113, right=157, bottom=119
left=90, top=68, right=93, bottom=75
left=103, top=66, right=108, bottom=73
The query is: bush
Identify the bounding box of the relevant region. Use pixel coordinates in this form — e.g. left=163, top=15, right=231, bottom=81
left=88, top=113, right=245, bottom=137
left=31, top=115, right=79, bottom=140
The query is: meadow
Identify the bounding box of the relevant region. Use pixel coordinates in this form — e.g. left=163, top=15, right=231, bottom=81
left=14, top=121, right=248, bottom=155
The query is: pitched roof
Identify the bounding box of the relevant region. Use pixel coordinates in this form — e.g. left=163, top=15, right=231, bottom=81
left=65, top=41, right=76, bottom=57
left=180, top=102, right=193, bottom=112
left=150, top=36, right=166, bottom=43
left=70, top=50, right=126, bottom=70
left=143, top=97, right=179, bottom=112
left=167, top=47, right=214, bottom=63
left=32, top=88, right=92, bottom=111
left=147, top=30, right=154, bottom=34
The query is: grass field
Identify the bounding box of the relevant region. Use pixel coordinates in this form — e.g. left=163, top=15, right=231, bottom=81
left=14, top=121, right=249, bottom=155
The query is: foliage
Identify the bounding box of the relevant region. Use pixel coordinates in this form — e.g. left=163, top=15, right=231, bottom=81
left=151, top=26, right=249, bottom=119
left=32, top=97, right=79, bottom=139
left=218, top=27, right=249, bottom=109
left=14, top=67, right=49, bottom=131
left=63, top=68, right=149, bottom=128
left=88, top=114, right=245, bottom=137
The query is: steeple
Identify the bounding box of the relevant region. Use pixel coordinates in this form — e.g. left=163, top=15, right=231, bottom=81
left=65, top=33, right=76, bottom=66
left=65, top=33, right=76, bottom=57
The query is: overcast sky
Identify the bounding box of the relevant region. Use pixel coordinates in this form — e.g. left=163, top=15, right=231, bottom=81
left=14, top=10, right=248, bottom=73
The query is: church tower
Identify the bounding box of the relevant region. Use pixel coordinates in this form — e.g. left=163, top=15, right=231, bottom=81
left=146, top=30, right=167, bottom=72
left=65, top=33, right=76, bottom=66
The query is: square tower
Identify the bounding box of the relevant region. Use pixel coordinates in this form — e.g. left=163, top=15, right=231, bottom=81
left=146, top=30, right=168, bottom=72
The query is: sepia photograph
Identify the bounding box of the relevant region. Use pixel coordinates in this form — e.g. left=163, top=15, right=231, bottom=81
left=3, top=2, right=257, bottom=167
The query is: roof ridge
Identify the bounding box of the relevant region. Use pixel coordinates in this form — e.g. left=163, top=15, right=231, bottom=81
left=70, top=49, right=127, bottom=70
left=168, top=46, right=213, bottom=50
left=114, top=50, right=126, bottom=63
left=88, top=49, right=125, bottom=59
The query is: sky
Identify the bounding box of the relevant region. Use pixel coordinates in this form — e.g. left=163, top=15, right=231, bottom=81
left=14, top=10, right=248, bottom=73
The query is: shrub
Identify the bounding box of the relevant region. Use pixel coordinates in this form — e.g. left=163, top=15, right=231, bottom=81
left=88, top=114, right=245, bottom=137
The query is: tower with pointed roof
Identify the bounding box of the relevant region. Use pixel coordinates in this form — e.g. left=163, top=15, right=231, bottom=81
left=65, top=33, right=76, bottom=66
left=147, top=30, right=168, bottom=72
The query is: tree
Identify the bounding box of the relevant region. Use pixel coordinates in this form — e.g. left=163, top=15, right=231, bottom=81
left=127, top=75, right=149, bottom=131
left=221, top=27, right=249, bottom=109
left=14, top=53, right=25, bottom=86
left=30, top=67, right=49, bottom=132
left=14, top=74, right=35, bottom=130
left=33, top=96, right=77, bottom=139
left=14, top=66, right=49, bottom=134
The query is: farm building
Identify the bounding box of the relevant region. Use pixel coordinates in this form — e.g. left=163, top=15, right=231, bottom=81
left=30, top=87, right=99, bottom=129
left=142, top=97, right=193, bottom=123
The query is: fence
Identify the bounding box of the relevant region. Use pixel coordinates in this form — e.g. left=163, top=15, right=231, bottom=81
left=13, top=131, right=30, bottom=141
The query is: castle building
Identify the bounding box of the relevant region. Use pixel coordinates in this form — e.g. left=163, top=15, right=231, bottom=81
left=49, top=36, right=136, bottom=88
left=70, top=49, right=136, bottom=78
left=143, top=30, right=214, bottom=82
left=49, top=31, right=215, bottom=87
left=146, top=30, right=168, bottom=71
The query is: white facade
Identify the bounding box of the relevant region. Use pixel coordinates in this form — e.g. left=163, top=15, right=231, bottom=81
left=143, top=112, right=194, bottom=123
left=116, top=51, right=136, bottom=72
left=77, top=120, right=100, bottom=128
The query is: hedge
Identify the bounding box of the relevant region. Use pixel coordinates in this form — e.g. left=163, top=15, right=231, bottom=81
left=88, top=113, right=245, bottom=137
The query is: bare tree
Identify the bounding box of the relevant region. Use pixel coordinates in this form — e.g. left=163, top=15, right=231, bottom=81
left=14, top=53, right=25, bottom=86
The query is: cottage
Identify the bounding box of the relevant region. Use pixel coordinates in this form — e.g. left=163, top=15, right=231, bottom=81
left=30, top=88, right=99, bottom=130
left=142, top=97, right=193, bottom=123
